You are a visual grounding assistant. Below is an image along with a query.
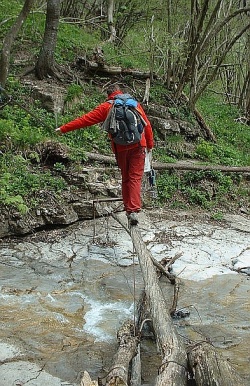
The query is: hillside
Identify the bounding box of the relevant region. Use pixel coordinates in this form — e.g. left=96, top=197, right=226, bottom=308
left=0, top=1, right=249, bottom=236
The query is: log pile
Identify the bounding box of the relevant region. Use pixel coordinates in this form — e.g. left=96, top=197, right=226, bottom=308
left=80, top=213, right=248, bottom=386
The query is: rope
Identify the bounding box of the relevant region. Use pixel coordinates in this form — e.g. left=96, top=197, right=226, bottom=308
left=158, top=360, right=188, bottom=374
left=132, top=243, right=136, bottom=337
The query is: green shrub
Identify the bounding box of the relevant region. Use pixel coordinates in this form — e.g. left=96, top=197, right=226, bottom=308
left=65, top=84, right=83, bottom=102
left=156, top=169, right=238, bottom=210
left=195, top=140, right=214, bottom=159
left=0, top=154, right=67, bottom=213
left=197, top=92, right=250, bottom=166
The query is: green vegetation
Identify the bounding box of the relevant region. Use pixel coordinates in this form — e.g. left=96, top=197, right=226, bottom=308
left=0, top=153, right=66, bottom=214
left=196, top=92, right=250, bottom=166
left=156, top=169, right=247, bottom=211
left=0, top=1, right=249, bottom=214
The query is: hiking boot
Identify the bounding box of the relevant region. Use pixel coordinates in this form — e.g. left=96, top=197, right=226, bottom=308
left=127, top=212, right=138, bottom=226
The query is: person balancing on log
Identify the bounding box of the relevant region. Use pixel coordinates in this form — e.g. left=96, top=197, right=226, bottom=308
left=55, top=83, right=154, bottom=226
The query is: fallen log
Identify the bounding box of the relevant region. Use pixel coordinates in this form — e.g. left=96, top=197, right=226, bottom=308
left=153, top=161, right=250, bottom=173
left=188, top=342, right=248, bottom=386
left=84, top=151, right=116, bottom=165
left=105, top=320, right=139, bottom=386
left=112, top=212, right=187, bottom=386
left=193, top=107, right=216, bottom=142
left=83, top=152, right=250, bottom=173
left=76, top=57, right=152, bottom=79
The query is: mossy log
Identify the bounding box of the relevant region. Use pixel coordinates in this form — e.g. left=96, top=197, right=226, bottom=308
left=188, top=342, right=248, bottom=386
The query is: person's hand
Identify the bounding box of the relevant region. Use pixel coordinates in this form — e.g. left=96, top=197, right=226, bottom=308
left=55, top=127, right=62, bottom=135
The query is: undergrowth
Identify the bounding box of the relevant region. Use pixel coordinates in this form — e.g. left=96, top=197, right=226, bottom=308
left=0, top=153, right=66, bottom=214
left=155, top=169, right=248, bottom=212
left=0, top=2, right=249, bottom=214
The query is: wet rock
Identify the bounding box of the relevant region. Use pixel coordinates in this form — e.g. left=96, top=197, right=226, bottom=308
left=72, top=200, right=95, bottom=220
left=223, top=214, right=250, bottom=233
left=1, top=360, right=77, bottom=386
left=0, top=212, right=249, bottom=384
left=0, top=341, right=77, bottom=385
left=149, top=116, right=180, bottom=137
left=39, top=203, right=79, bottom=225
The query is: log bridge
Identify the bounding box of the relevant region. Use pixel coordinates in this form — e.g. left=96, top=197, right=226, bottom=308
left=81, top=212, right=248, bottom=386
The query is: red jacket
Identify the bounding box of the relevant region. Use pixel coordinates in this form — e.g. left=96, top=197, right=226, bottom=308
left=59, top=90, right=154, bottom=153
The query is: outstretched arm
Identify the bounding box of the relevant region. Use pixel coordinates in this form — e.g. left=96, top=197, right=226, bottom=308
left=55, top=102, right=111, bottom=134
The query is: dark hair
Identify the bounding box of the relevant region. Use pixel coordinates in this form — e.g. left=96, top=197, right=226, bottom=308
left=106, top=83, right=121, bottom=95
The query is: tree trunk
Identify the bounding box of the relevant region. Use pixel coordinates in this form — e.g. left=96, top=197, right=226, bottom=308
left=105, top=320, right=138, bottom=386
left=238, top=29, right=250, bottom=120
left=131, top=226, right=187, bottom=386
left=188, top=342, right=248, bottom=386
left=165, top=0, right=172, bottom=89
left=35, top=0, right=60, bottom=79
left=142, top=77, right=151, bottom=105
left=192, top=21, right=250, bottom=106
left=107, top=0, right=116, bottom=42
left=111, top=213, right=187, bottom=386
left=0, top=0, right=35, bottom=88
left=61, top=0, right=85, bottom=19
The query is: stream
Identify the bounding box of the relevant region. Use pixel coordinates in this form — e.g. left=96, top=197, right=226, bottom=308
left=0, top=209, right=249, bottom=386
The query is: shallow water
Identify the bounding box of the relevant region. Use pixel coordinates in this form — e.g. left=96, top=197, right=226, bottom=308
left=0, top=211, right=249, bottom=385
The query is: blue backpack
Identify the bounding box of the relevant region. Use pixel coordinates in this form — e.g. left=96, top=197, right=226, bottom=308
left=103, top=94, right=146, bottom=145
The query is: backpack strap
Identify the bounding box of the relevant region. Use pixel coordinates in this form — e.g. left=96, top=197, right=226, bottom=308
left=102, top=100, right=114, bottom=132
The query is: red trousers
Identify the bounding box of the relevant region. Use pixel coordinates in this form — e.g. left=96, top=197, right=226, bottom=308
left=116, top=146, right=145, bottom=213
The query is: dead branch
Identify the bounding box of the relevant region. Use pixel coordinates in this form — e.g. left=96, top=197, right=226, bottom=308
left=167, top=252, right=183, bottom=269
left=169, top=277, right=181, bottom=316
left=150, top=255, right=176, bottom=284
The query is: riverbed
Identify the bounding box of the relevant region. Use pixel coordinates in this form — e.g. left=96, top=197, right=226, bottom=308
left=0, top=209, right=249, bottom=385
